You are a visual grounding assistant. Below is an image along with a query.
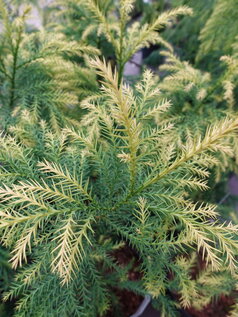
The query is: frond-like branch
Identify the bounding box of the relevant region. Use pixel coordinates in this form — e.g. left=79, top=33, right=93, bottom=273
left=52, top=215, right=95, bottom=285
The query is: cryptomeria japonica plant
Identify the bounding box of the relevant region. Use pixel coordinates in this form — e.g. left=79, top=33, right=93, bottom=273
left=0, top=0, right=238, bottom=316
left=0, top=59, right=238, bottom=316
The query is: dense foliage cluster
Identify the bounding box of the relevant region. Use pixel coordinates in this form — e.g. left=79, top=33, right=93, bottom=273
left=0, top=1, right=238, bottom=316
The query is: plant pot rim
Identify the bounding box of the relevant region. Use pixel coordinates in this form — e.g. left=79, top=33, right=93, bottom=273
left=130, top=295, right=151, bottom=317
left=129, top=295, right=193, bottom=317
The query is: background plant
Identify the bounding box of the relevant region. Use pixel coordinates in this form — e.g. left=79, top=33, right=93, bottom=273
left=49, top=0, right=192, bottom=84
left=0, top=0, right=99, bottom=130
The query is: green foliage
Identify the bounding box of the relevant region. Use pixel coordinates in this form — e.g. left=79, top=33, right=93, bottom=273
left=0, top=60, right=238, bottom=316
left=0, top=0, right=99, bottom=129
left=49, top=0, right=115, bottom=59
left=153, top=252, right=237, bottom=317
left=165, top=0, right=214, bottom=64
left=165, top=0, right=238, bottom=73
left=0, top=247, right=12, bottom=292
left=151, top=47, right=238, bottom=184
left=0, top=246, right=13, bottom=317
left=0, top=0, right=238, bottom=316
left=50, top=0, right=192, bottom=84
left=197, top=0, right=238, bottom=61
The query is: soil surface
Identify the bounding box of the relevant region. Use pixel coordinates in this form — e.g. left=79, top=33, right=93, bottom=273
left=104, top=245, right=143, bottom=317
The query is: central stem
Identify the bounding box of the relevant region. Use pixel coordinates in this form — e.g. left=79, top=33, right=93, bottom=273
left=117, top=10, right=126, bottom=86
left=9, top=27, right=22, bottom=109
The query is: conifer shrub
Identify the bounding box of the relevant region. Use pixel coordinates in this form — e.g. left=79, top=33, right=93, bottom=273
left=0, top=59, right=238, bottom=316
left=50, top=0, right=238, bottom=176
left=0, top=1, right=238, bottom=316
